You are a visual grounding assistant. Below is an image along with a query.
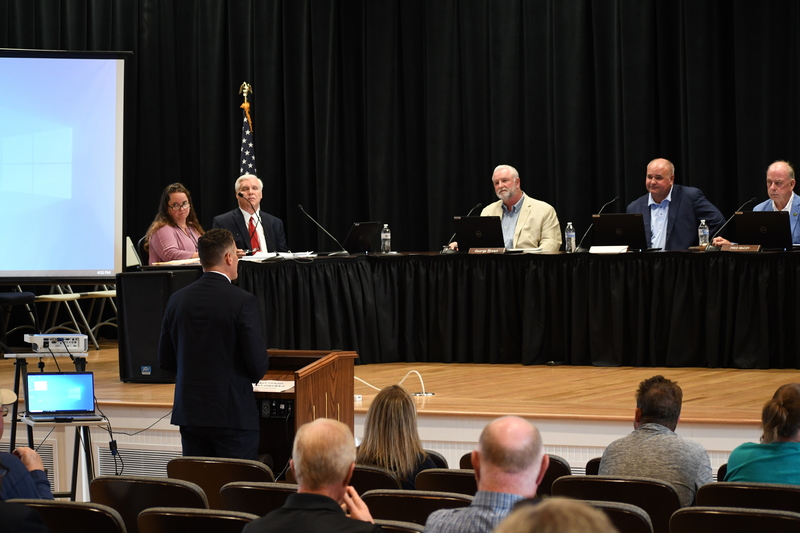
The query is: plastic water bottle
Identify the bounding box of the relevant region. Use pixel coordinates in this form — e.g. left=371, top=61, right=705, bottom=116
left=381, top=224, right=391, bottom=253
left=565, top=222, right=576, bottom=253
left=698, top=219, right=709, bottom=247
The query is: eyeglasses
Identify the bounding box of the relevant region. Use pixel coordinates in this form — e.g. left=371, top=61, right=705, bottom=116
left=169, top=201, right=190, bottom=211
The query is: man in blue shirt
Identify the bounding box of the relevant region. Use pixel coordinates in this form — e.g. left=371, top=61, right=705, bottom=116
left=424, top=416, right=549, bottom=533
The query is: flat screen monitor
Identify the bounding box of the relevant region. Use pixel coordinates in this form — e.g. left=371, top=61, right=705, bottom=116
left=0, top=48, right=129, bottom=281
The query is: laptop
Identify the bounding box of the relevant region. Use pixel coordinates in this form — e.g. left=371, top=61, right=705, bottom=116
left=734, top=211, right=793, bottom=250
left=592, top=214, right=650, bottom=251
left=342, top=221, right=383, bottom=253
left=453, top=216, right=505, bottom=250
left=25, top=372, right=103, bottom=422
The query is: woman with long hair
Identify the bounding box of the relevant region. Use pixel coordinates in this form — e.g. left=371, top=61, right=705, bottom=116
left=145, top=183, right=205, bottom=264
left=356, top=384, right=436, bottom=489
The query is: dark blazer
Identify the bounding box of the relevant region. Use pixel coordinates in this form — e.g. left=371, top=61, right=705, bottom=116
left=626, top=184, right=725, bottom=250
left=213, top=208, right=289, bottom=252
left=243, top=493, right=384, bottom=533
left=158, top=272, right=268, bottom=431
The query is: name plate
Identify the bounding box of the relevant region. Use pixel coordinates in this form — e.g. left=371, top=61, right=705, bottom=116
left=468, top=247, right=506, bottom=254
left=721, top=244, right=762, bottom=252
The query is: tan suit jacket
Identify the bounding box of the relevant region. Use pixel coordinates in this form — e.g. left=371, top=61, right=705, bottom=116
left=481, top=194, right=562, bottom=251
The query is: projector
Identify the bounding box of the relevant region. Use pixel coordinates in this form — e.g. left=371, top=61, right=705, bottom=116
left=23, top=334, right=89, bottom=353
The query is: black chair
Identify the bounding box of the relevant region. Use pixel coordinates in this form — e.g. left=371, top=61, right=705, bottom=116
left=350, top=464, right=403, bottom=493
left=670, top=506, right=800, bottom=533
left=551, top=475, right=680, bottom=533
left=459, top=452, right=473, bottom=469
left=374, top=519, right=426, bottom=533
left=585, top=500, right=654, bottom=533
left=538, top=454, right=572, bottom=497
left=167, top=456, right=275, bottom=509
left=9, top=499, right=127, bottom=533
left=415, top=468, right=477, bottom=496
left=586, top=457, right=602, bottom=475
left=696, top=481, right=800, bottom=513
left=424, top=449, right=449, bottom=469
left=219, top=481, right=298, bottom=516
left=137, top=507, right=259, bottom=533
left=362, top=489, right=473, bottom=525
left=137, top=236, right=148, bottom=266
left=716, top=462, right=727, bottom=481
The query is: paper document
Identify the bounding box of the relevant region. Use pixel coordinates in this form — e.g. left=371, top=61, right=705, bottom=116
left=152, top=258, right=201, bottom=266
left=253, top=380, right=295, bottom=392
left=589, top=245, right=629, bottom=254
left=508, top=248, right=543, bottom=253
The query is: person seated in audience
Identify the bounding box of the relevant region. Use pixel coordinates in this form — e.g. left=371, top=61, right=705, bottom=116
left=598, top=375, right=711, bottom=507
left=725, top=383, right=800, bottom=483
left=145, top=183, right=205, bottom=264
left=243, top=418, right=382, bottom=533
left=0, top=388, right=54, bottom=500
left=424, top=416, right=550, bottom=533
left=356, top=384, right=437, bottom=489
left=495, top=497, right=619, bottom=533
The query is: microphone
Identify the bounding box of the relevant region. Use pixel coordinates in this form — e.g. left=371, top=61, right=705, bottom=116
left=441, top=202, right=483, bottom=254
left=575, top=196, right=620, bottom=253
left=238, top=192, right=264, bottom=255
left=297, top=204, right=349, bottom=256
left=705, top=197, right=758, bottom=252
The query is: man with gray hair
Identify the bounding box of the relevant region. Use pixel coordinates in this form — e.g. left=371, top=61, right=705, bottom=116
left=244, top=418, right=383, bottom=533
left=424, top=416, right=550, bottom=533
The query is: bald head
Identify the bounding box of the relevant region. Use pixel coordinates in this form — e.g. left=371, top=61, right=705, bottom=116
left=645, top=158, right=675, bottom=204
left=292, top=418, right=356, bottom=492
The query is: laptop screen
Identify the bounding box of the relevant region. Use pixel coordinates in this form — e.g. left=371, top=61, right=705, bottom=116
left=734, top=211, right=793, bottom=250
left=592, top=214, right=649, bottom=251
left=454, top=216, right=505, bottom=250
left=342, top=221, right=383, bottom=253
left=25, top=372, right=96, bottom=415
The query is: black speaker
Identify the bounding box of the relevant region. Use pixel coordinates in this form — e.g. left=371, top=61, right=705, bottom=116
left=116, top=269, right=201, bottom=382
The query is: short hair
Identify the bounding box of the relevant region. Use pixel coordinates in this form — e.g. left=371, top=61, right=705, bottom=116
left=493, top=164, right=520, bottom=180
left=496, top=498, right=619, bottom=533
left=293, top=418, right=356, bottom=490
left=235, top=173, right=264, bottom=193
left=769, top=160, right=796, bottom=181
left=636, top=375, right=682, bottom=431
left=197, top=228, right=235, bottom=269
left=761, top=383, right=800, bottom=444
left=479, top=416, right=543, bottom=473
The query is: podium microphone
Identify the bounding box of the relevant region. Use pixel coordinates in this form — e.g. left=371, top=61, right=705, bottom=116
left=705, top=197, right=758, bottom=252
left=441, top=202, right=483, bottom=254
left=297, top=204, right=349, bottom=256
left=575, top=196, right=620, bottom=253
left=238, top=192, right=263, bottom=255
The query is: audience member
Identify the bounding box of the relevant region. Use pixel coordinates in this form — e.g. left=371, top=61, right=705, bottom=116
left=725, top=383, right=800, bottom=483
left=243, top=418, right=382, bottom=533
left=145, top=182, right=205, bottom=264
left=212, top=173, right=288, bottom=255
left=424, top=416, right=549, bottom=533
left=598, top=375, right=712, bottom=506
left=627, top=158, right=724, bottom=249
left=0, top=388, right=54, bottom=500
left=495, top=498, right=619, bottom=533
left=356, top=385, right=436, bottom=489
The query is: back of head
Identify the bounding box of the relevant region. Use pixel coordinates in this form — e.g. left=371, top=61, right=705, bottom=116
left=477, top=416, right=545, bottom=497
left=496, top=498, right=618, bottom=533
left=197, top=228, right=235, bottom=269
left=356, top=385, right=424, bottom=480
left=293, top=418, right=356, bottom=491
left=636, top=375, right=682, bottom=431
left=761, top=383, right=800, bottom=443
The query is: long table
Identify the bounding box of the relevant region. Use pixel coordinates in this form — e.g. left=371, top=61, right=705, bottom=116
left=238, top=251, right=800, bottom=368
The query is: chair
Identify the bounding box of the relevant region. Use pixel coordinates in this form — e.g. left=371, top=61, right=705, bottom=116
left=538, top=454, right=572, bottom=497
left=137, top=235, right=148, bottom=266
left=167, top=456, right=275, bottom=509
left=459, top=452, right=473, bottom=469
left=362, top=489, right=473, bottom=525
left=8, top=499, right=127, bottom=533
left=350, top=464, right=402, bottom=493
left=425, top=449, right=449, bottom=469
left=219, top=481, right=298, bottom=516
left=670, top=506, right=800, bottom=533
left=137, top=507, right=259, bottom=533
left=585, top=500, right=654, bottom=533
left=374, top=519, right=426, bottom=533
left=415, top=468, right=477, bottom=496
left=89, top=475, right=208, bottom=533
left=716, top=462, right=727, bottom=481
left=696, top=481, right=800, bottom=513
left=586, top=456, right=602, bottom=475
left=65, top=284, right=118, bottom=340
left=551, top=475, right=680, bottom=533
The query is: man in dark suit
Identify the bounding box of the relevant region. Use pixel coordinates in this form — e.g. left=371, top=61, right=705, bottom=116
left=243, top=418, right=383, bottom=533
left=212, top=174, right=289, bottom=254
left=627, top=158, right=724, bottom=250
left=158, top=228, right=268, bottom=459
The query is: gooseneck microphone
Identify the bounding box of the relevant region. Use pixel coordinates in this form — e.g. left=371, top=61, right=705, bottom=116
left=575, top=196, right=620, bottom=253
left=238, top=192, right=264, bottom=255
left=297, top=204, right=349, bottom=256
left=705, top=197, right=758, bottom=252
left=441, top=202, right=483, bottom=254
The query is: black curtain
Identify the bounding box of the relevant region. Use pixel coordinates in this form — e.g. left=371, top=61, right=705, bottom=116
left=3, top=0, right=800, bottom=253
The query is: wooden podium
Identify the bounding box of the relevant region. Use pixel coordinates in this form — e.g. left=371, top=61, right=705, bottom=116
left=255, top=350, right=357, bottom=477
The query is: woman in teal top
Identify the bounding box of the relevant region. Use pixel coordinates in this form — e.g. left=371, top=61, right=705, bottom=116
left=725, top=383, right=800, bottom=484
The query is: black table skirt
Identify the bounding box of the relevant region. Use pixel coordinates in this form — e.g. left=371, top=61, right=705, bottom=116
left=238, top=252, right=800, bottom=368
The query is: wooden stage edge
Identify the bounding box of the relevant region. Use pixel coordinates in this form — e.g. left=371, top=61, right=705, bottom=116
left=2, top=340, right=794, bottom=427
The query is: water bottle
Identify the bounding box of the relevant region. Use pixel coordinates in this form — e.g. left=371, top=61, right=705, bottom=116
left=698, top=219, right=709, bottom=247
left=565, top=222, right=576, bottom=253
left=381, top=224, right=391, bottom=253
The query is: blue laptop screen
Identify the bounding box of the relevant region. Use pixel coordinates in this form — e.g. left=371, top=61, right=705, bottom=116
left=26, top=372, right=95, bottom=415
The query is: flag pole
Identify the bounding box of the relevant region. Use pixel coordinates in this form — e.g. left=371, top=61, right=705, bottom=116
left=239, top=82, right=254, bottom=133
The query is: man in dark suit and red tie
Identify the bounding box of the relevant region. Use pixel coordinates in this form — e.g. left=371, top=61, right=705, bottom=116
left=158, top=228, right=269, bottom=459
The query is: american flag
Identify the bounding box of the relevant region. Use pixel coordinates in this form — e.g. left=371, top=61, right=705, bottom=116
left=240, top=111, right=257, bottom=174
